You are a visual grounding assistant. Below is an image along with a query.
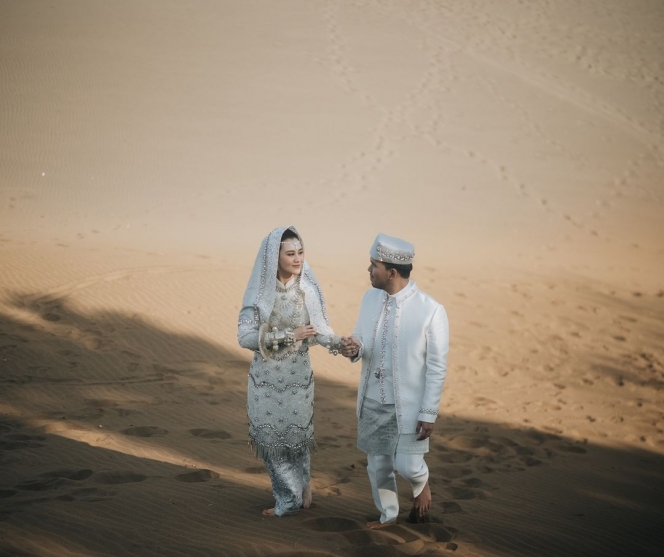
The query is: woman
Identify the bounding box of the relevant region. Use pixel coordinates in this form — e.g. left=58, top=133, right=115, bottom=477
left=238, top=226, right=342, bottom=517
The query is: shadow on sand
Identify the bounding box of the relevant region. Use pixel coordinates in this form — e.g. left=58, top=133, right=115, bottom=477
left=1, top=292, right=663, bottom=556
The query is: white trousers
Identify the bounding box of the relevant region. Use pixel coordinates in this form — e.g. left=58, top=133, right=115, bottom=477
left=366, top=452, right=429, bottom=524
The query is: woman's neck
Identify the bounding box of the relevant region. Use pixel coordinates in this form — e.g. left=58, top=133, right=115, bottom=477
left=277, top=272, right=293, bottom=285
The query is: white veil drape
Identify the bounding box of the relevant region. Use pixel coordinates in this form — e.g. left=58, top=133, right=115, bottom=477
left=238, top=225, right=334, bottom=337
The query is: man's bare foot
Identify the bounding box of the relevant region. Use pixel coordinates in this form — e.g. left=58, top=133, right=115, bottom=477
left=302, top=483, right=312, bottom=509
left=413, top=481, right=432, bottom=517
left=261, top=508, right=276, bottom=517
left=366, top=520, right=397, bottom=530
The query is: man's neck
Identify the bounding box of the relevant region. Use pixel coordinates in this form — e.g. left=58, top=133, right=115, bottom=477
left=385, top=278, right=409, bottom=296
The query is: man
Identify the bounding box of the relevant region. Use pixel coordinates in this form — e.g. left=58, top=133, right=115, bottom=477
left=341, top=233, right=449, bottom=529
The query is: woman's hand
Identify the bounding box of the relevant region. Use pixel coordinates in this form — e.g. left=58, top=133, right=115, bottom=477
left=293, top=325, right=317, bottom=341
left=341, top=336, right=361, bottom=358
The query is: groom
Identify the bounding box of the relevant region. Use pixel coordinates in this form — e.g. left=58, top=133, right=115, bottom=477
left=341, top=233, right=449, bottom=529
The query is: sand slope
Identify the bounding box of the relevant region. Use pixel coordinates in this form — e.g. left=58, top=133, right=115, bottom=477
left=1, top=1, right=663, bottom=556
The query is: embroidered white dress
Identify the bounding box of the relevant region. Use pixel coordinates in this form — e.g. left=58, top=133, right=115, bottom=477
left=237, top=226, right=341, bottom=516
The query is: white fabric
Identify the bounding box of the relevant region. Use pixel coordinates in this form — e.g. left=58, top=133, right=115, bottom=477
left=357, top=398, right=429, bottom=455
left=351, top=280, right=449, bottom=431
left=367, top=453, right=429, bottom=523
left=370, top=233, right=415, bottom=265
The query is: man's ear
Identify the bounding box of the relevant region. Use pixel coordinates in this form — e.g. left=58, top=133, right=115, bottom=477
left=388, top=268, right=398, bottom=280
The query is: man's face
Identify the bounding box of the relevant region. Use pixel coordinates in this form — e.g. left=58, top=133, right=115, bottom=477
left=368, top=258, right=390, bottom=290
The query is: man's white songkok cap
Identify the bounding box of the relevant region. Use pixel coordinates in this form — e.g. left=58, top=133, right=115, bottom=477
left=370, top=233, right=415, bottom=265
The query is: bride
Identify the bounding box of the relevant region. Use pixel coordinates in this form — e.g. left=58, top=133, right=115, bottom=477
left=238, top=226, right=343, bottom=516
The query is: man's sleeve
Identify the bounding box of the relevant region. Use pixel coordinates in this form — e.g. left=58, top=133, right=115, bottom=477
left=348, top=292, right=369, bottom=363
left=417, top=304, right=450, bottom=423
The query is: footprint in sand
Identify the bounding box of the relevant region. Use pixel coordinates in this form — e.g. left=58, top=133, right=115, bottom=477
left=407, top=523, right=456, bottom=543
left=174, top=469, right=220, bottom=483
left=42, top=312, right=61, bottom=322
left=302, top=517, right=361, bottom=532
left=524, top=430, right=560, bottom=445
left=0, top=434, right=45, bottom=450
left=342, top=529, right=401, bottom=546
left=448, top=486, right=486, bottom=500
left=40, top=469, right=93, bottom=481
left=301, top=517, right=454, bottom=556
left=0, top=490, right=17, bottom=499
left=15, top=478, right=69, bottom=491
left=439, top=466, right=473, bottom=480
left=460, top=477, right=483, bottom=488
left=346, top=523, right=456, bottom=557
left=121, top=426, right=168, bottom=437
left=555, top=442, right=588, bottom=454
left=317, top=486, right=342, bottom=497
left=188, top=428, right=232, bottom=440
left=243, top=466, right=266, bottom=474
left=520, top=456, right=543, bottom=467
left=434, top=446, right=473, bottom=463
left=94, top=471, right=147, bottom=484
left=440, top=501, right=463, bottom=513
left=66, top=487, right=115, bottom=502
left=447, top=434, right=490, bottom=450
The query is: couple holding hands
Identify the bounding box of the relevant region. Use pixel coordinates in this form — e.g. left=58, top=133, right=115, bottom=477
left=237, top=226, right=449, bottom=529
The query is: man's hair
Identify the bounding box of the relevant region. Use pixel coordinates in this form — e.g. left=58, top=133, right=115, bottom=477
left=281, top=229, right=299, bottom=242
left=383, top=261, right=412, bottom=279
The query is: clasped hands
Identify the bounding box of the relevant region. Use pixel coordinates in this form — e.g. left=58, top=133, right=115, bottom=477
left=291, top=327, right=359, bottom=357
left=340, top=336, right=361, bottom=358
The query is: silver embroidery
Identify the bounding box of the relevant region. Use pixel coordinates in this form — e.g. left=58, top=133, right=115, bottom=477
left=374, top=298, right=393, bottom=404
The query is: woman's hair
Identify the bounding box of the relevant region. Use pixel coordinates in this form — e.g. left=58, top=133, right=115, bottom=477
left=383, top=261, right=412, bottom=279
left=281, top=229, right=299, bottom=242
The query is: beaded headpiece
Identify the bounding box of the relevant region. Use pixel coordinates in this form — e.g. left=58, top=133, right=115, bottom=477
left=280, top=240, right=303, bottom=251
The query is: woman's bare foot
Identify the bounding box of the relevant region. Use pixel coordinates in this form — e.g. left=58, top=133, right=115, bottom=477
left=261, top=508, right=276, bottom=517
left=302, top=483, right=312, bottom=509
left=366, top=520, right=396, bottom=530
left=413, top=481, right=432, bottom=517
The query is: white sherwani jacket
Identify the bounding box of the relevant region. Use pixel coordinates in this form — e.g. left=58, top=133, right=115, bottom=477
left=351, top=281, right=449, bottom=434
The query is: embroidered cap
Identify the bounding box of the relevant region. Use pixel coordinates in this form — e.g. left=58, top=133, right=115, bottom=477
left=370, top=233, right=415, bottom=265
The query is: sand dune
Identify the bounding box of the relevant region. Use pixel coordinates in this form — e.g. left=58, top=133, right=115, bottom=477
left=1, top=1, right=663, bottom=556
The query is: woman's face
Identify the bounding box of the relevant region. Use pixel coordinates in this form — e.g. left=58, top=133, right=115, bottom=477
left=278, top=239, right=304, bottom=280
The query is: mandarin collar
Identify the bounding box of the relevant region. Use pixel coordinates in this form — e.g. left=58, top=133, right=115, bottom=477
left=387, top=280, right=417, bottom=302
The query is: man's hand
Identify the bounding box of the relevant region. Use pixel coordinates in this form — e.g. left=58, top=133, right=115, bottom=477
left=416, top=421, right=434, bottom=440
left=340, top=336, right=360, bottom=358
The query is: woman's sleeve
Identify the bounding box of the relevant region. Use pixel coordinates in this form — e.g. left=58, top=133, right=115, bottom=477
left=311, top=332, right=343, bottom=355
left=237, top=306, right=260, bottom=351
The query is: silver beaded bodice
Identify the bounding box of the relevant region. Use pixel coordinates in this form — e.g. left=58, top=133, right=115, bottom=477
left=247, top=280, right=316, bottom=459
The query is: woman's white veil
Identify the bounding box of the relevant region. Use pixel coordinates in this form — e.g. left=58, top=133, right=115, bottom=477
left=238, top=226, right=334, bottom=337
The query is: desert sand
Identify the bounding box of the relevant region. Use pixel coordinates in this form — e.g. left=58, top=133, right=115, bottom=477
left=1, top=1, right=663, bottom=556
